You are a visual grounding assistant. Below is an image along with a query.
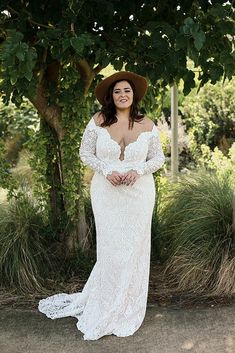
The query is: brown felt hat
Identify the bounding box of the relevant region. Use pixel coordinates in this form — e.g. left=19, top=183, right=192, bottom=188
left=95, top=71, right=148, bottom=106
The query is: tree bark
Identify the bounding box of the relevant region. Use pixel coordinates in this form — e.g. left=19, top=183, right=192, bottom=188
left=28, top=60, right=102, bottom=256
left=40, top=117, right=66, bottom=240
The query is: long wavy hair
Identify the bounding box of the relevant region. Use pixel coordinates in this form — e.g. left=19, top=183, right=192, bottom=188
left=98, top=79, right=144, bottom=129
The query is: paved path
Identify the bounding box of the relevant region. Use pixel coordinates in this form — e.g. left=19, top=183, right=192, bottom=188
left=0, top=303, right=235, bottom=353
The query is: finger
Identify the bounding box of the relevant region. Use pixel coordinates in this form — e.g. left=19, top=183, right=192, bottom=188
left=124, top=176, right=130, bottom=184
left=129, top=177, right=135, bottom=186
left=130, top=179, right=136, bottom=186
left=110, top=177, right=119, bottom=185
left=115, top=178, right=122, bottom=185
left=116, top=177, right=123, bottom=184
left=113, top=179, right=120, bottom=185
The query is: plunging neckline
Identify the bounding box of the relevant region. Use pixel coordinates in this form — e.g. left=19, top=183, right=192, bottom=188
left=92, top=117, right=155, bottom=162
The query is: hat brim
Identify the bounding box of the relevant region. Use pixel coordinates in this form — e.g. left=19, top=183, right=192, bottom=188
left=95, top=71, right=148, bottom=106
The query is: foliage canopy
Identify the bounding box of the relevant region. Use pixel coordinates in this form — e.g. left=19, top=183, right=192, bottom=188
left=0, top=0, right=234, bottom=104
left=0, top=1, right=234, bottom=250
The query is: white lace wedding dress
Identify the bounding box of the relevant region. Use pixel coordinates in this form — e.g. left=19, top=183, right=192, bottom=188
left=38, top=116, right=165, bottom=340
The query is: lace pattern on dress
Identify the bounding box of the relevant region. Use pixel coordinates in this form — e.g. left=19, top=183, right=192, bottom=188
left=79, top=117, right=165, bottom=177
left=79, top=120, right=113, bottom=177
left=133, top=127, right=166, bottom=175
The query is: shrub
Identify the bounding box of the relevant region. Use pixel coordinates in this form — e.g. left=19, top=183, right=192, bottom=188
left=181, top=78, right=235, bottom=159
left=198, top=143, right=235, bottom=186
left=0, top=190, right=54, bottom=292
left=151, top=174, right=170, bottom=263
left=159, top=171, right=234, bottom=297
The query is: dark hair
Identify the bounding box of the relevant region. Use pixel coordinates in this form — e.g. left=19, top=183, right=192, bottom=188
left=98, top=79, right=144, bottom=129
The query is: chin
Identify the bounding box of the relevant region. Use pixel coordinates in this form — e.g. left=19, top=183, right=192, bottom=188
left=117, top=104, right=132, bottom=109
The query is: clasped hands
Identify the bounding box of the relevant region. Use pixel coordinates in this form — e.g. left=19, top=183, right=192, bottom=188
left=106, top=170, right=140, bottom=186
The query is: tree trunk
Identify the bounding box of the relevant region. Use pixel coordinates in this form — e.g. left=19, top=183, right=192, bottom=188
left=40, top=117, right=66, bottom=240
left=65, top=201, right=89, bottom=256
left=39, top=115, right=89, bottom=256
left=63, top=150, right=90, bottom=256
left=29, top=62, right=100, bottom=255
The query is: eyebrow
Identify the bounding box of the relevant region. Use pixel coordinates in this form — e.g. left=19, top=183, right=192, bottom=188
left=113, top=87, right=131, bottom=91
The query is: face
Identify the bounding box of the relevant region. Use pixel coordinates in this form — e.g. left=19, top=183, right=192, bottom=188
left=112, top=80, right=134, bottom=110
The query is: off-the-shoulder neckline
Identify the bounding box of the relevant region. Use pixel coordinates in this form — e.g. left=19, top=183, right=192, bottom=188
left=90, top=116, right=156, bottom=134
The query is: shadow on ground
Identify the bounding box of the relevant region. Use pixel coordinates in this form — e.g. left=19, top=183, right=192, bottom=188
left=0, top=303, right=235, bottom=353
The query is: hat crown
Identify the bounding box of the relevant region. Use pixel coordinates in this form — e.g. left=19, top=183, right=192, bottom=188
left=95, top=71, right=148, bottom=106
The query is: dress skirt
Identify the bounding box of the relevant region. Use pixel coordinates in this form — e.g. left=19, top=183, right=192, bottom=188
left=38, top=171, right=156, bottom=340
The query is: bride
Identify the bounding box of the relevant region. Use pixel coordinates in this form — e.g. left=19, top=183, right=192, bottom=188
left=38, top=71, right=165, bottom=340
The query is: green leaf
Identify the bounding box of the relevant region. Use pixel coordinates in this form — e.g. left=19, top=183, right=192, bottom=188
left=24, top=71, right=33, bottom=81
left=175, top=34, right=187, bottom=50
left=70, top=37, right=84, bottom=55
left=45, top=29, right=62, bottom=39
left=80, top=33, right=94, bottom=47
left=113, top=59, right=123, bottom=71
left=209, top=65, right=224, bottom=84
left=194, top=30, right=206, bottom=51
left=184, top=17, right=194, bottom=26
left=209, top=4, right=226, bottom=18
left=18, top=61, right=27, bottom=74
left=183, top=70, right=195, bottom=95
left=62, top=38, right=71, bottom=51
left=8, top=30, right=24, bottom=44
left=10, top=72, right=18, bottom=85
left=15, top=46, right=26, bottom=61
left=25, top=49, right=37, bottom=71
left=182, top=17, right=195, bottom=34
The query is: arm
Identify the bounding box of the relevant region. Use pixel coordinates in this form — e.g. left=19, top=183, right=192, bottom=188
left=79, top=119, right=113, bottom=178
left=134, top=127, right=165, bottom=175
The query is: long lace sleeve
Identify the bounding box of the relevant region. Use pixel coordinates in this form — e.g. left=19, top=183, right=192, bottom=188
left=79, top=119, right=112, bottom=178
left=134, top=126, right=165, bottom=175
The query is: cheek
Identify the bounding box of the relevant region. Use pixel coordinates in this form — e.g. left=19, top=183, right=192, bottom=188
left=113, top=94, right=118, bottom=102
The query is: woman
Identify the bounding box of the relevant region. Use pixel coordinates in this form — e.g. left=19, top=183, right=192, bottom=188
left=38, top=71, right=165, bottom=340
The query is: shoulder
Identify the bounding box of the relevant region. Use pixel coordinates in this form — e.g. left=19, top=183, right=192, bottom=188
left=92, top=111, right=104, bottom=126
left=142, top=116, right=155, bottom=132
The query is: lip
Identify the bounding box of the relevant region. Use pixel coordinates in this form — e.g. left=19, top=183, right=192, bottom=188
left=120, top=99, right=128, bottom=102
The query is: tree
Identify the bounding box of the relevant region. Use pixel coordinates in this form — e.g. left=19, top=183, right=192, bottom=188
left=181, top=77, right=235, bottom=157
left=0, top=0, right=234, bottom=254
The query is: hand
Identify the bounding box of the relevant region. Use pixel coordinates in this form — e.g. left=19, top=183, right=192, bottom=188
left=121, top=170, right=140, bottom=186
left=106, top=171, right=124, bottom=186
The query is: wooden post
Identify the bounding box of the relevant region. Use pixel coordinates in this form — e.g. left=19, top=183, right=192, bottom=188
left=171, top=83, right=179, bottom=181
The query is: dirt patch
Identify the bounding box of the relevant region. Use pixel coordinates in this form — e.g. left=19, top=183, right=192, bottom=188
left=0, top=263, right=234, bottom=311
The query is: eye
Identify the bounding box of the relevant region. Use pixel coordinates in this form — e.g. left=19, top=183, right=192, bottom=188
left=113, top=89, right=131, bottom=93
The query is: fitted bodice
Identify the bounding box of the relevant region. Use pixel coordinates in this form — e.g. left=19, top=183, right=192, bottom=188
left=79, top=116, right=165, bottom=177
left=93, top=118, right=156, bottom=173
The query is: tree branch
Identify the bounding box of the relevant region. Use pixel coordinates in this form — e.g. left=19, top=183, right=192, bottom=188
left=76, top=59, right=102, bottom=95
left=29, top=83, right=64, bottom=140
left=7, top=6, right=55, bottom=29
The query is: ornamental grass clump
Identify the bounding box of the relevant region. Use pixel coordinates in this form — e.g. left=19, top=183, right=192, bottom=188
left=160, top=171, right=234, bottom=298
left=0, top=192, right=53, bottom=292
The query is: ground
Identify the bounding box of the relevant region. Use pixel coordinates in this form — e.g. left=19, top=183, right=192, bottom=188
left=0, top=302, right=234, bottom=353
left=0, top=263, right=234, bottom=311
left=0, top=259, right=235, bottom=353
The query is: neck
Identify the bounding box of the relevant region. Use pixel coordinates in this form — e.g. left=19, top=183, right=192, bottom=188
left=115, top=108, right=131, bottom=121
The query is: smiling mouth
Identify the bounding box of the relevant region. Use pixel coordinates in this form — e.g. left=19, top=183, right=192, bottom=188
left=120, top=99, right=128, bottom=102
